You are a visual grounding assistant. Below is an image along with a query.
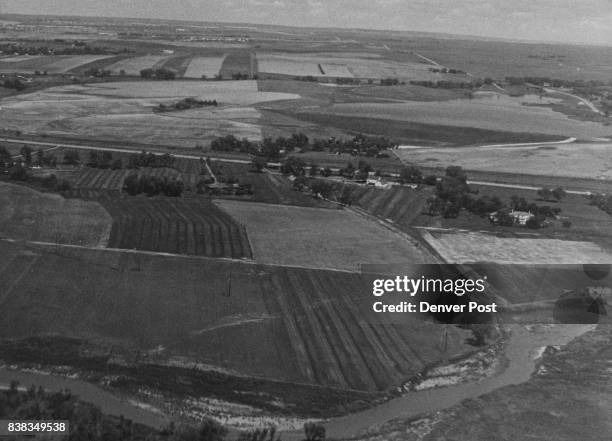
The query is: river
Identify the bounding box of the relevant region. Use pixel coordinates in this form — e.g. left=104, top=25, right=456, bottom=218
left=0, top=324, right=595, bottom=439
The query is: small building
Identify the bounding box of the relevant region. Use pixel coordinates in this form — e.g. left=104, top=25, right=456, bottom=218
left=489, top=209, right=534, bottom=226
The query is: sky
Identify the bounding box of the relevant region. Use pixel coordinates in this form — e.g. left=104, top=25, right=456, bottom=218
left=3, top=0, right=612, bottom=45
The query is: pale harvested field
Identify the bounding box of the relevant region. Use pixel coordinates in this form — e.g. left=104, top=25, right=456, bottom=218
left=422, top=231, right=612, bottom=264
left=0, top=183, right=112, bottom=246
left=396, top=142, right=612, bottom=180
left=319, top=93, right=612, bottom=139
left=0, top=55, right=43, bottom=63
left=105, top=55, right=171, bottom=75
left=183, top=56, right=227, bottom=78
left=0, top=81, right=299, bottom=146
left=256, top=52, right=440, bottom=80
left=41, top=55, right=115, bottom=73
left=257, top=54, right=323, bottom=77
left=0, top=55, right=114, bottom=73
left=215, top=200, right=433, bottom=270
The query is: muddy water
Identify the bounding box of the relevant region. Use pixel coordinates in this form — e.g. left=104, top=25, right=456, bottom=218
left=0, top=324, right=594, bottom=439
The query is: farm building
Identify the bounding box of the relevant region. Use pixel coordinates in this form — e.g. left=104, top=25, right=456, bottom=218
left=489, top=209, right=534, bottom=226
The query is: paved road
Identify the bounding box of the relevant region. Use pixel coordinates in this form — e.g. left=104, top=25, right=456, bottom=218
left=2, top=138, right=252, bottom=164
left=467, top=180, right=592, bottom=195
left=544, top=86, right=603, bottom=115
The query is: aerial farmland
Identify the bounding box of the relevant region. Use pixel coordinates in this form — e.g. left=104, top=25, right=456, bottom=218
left=0, top=11, right=610, bottom=441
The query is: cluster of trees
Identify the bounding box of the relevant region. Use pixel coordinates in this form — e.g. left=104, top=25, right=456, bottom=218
left=428, top=67, right=465, bottom=74
left=63, top=149, right=81, bottom=165
left=589, top=193, right=612, bottom=215
left=140, top=67, right=176, bottom=80
left=212, top=134, right=309, bottom=159
left=231, top=72, right=251, bottom=80
left=87, top=151, right=122, bottom=169
left=2, top=77, right=26, bottom=91
left=0, top=42, right=114, bottom=56
left=126, top=151, right=176, bottom=169
left=424, top=166, right=564, bottom=228
left=0, top=146, right=70, bottom=190
left=123, top=173, right=184, bottom=197
left=83, top=68, right=113, bottom=77
left=426, top=166, right=472, bottom=218
left=398, top=165, right=437, bottom=185
left=292, top=175, right=334, bottom=200
left=154, top=97, right=218, bottom=113
left=537, top=186, right=567, bottom=202
left=380, top=78, right=404, bottom=86
left=211, top=133, right=395, bottom=159
left=410, top=80, right=483, bottom=89
left=311, top=134, right=394, bottom=156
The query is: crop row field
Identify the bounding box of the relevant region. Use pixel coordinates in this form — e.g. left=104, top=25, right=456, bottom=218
left=67, top=165, right=203, bottom=192
left=215, top=200, right=434, bottom=270
left=342, top=185, right=428, bottom=230
left=0, top=241, right=473, bottom=393
left=99, top=196, right=252, bottom=259
left=70, top=168, right=128, bottom=191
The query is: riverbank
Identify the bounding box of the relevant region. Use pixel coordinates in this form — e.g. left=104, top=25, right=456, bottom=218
left=346, top=322, right=608, bottom=441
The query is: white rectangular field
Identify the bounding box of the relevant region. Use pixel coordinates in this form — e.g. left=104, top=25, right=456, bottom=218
left=183, top=56, right=227, bottom=79
left=421, top=231, right=612, bottom=264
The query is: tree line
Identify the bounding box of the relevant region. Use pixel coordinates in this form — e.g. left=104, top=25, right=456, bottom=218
left=212, top=133, right=394, bottom=159
left=154, top=97, right=218, bottom=113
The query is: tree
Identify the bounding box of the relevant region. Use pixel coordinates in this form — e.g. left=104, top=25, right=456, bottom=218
left=308, top=162, right=318, bottom=177
left=63, top=150, right=80, bottom=165
left=20, top=146, right=32, bottom=166
left=537, top=187, right=553, bottom=201
left=551, top=186, right=566, bottom=201
left=251, top=156, right=266, bottom=173
left=238, top=427, right=280, bottom=441
left=340, top=162, right=355, bottom=179
left=36, top=148, right=44, bottom=166
left=304, top=422, right=325, bottom=441
left=445, top=165, right=467, bottom=183
left=280, top=156, right=306, bottom=176
left=426, top=196, right=445, bottom=216
left=310, top=180, right=333, bottom=199
left=0, top=145, right=13, bottom=169
left=87, top=151, right=99, bottom=167
left=495, top=209, right=515, bottom=227
left=399, top=165, right=422, bottom=184
left=140, top=68, right=154, bottom=79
